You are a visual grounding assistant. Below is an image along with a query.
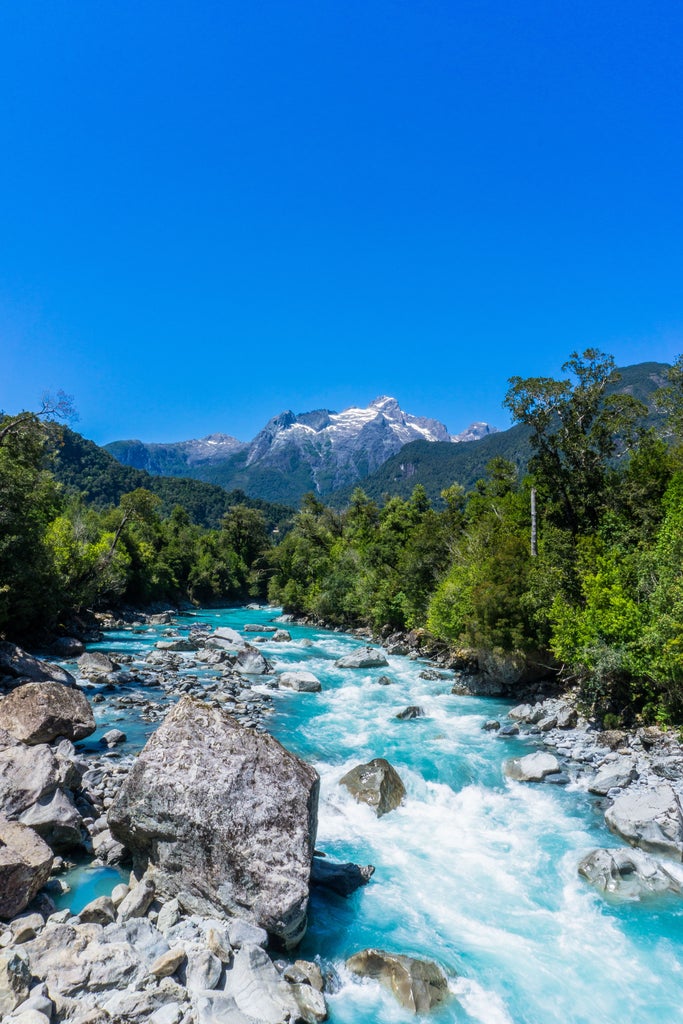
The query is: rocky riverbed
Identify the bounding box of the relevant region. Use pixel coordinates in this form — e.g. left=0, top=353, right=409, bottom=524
left=1, top=609, right=683, bottom=1023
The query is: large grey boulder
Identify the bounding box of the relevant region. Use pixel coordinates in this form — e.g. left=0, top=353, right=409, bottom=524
left=339, top=758, right=406, bottom=817
left=0, top=682, right=96, bottom=745
left=0, top=743, right=83, bottom=852
left=311, top=856, right=374, bottom=896
left=0, top=642, right=75, bottom=690
left=108, top=697, right=319, bottom=948
left=0, top=819, right=53, bottom=919
left=578, top=847, right=683, bottom=899
left=278, top=671, right=322, bottom=693
left=233, top=648, right=270, bottom=675
left=208, top=627, right=246, bottom=650
left=77, top=651, right=120, bottom=682
left=605, top=784, right=683, bottom=858
left=336, top=647, right=388, bottom=669
left=346, top=948, right=450, bottom=1013
left=0, top=950, right=33, bottom=1016
left=504, top=752, right=561, bottom=782
left=588, top=758, right=638, bottom=796
left=219, top=943, right=301, bottom=1022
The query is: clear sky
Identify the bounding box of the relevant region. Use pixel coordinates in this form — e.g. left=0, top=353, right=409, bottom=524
left=1, top=0, right=682, bottom=445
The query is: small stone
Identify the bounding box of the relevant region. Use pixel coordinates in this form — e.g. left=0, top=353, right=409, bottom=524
left=78, top=895, right=116, bottom=925
left=149, top=946, right=186, bottom=979
left=504, top=752, right=561, bottom=782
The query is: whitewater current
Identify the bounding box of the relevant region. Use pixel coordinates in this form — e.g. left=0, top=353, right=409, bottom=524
left=60, top=607, right=683, bottom=1024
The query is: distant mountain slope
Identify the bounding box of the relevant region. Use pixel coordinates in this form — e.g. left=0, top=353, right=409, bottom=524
left=105, top=395, right=496, bottom=505
left=330, top=361, right=670, bottom=506
left=50, top=428, right=294, bottom=531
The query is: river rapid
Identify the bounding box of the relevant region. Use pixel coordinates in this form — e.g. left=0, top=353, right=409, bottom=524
left=61, top=606, right=683, bottom=1024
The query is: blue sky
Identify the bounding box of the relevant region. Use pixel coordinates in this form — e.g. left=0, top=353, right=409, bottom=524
left=1, top=0, right=682, bottom=444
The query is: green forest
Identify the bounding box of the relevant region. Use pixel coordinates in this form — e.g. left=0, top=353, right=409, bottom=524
left=3, top=350, right=683, bottom=726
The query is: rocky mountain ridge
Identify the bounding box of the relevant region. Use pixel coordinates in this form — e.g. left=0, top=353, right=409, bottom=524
left=106, top=396, right=498, bottom=505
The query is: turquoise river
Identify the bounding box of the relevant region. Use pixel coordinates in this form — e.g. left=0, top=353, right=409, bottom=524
left=57, top=606, right=683, bottom=1024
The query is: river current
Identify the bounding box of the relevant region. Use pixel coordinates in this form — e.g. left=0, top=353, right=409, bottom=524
left=59, top=607, right=683, bottom=1024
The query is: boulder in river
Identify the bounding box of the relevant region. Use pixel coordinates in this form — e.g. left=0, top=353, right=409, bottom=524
left=233, top=647, right=270, bottom=675
left=578, top=847, right=683, bottom=899
left=0, top=641, right=76, bottom=690
left=336, top=646, right=389, bottom=669
left=604, top=784, right=683, bottom=858
left=208, top=627, right=246, bottom=649
left=311, top=856, right=375, bottom=896
left=278, top=670, right=322, bottom=693
left=396, top=706, right=424, bottom=720
left=339, top=758, right=406, bottom=817
left=0, top=681, right=96, bottom=745
left=504, top=752, right=561, bottom=782
left=0, top=819, right=54, bottom=919
left=346, top=948, right=450, bottom=1013
left=77, top=651, right=120, bottom=682
left=108, top=696, right=319, bottom=948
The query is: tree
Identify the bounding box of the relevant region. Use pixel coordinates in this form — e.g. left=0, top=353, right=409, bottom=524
left=504, top=349, right=647, bottom=535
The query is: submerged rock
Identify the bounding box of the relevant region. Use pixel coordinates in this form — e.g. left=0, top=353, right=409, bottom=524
left=0, top=819, right=53, bottom=919
left=396, top=706, right=424, bottom=720
left=346, top=948, right=450, bottom=1014
left=504, top=752, right=561, bottom=782
left=578, top=847, right=683, bottom=899
left=604, top=784, right=683, bottom=858
left=339, top=758, right=406, bottom=817
left=108, top=696, right=319, bottom=947
left=0, top=682, right=96, bottom=745
left=335, top=647, right=389, bottom=669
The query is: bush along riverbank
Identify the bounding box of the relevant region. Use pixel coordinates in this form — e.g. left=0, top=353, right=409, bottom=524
left=2, top=606, right=683, bottom=1022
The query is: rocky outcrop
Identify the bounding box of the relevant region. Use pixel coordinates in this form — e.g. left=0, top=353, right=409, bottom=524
left=311, top=856, right=374, bottom=896
left=346, top=948, right=450, bottom=1013
left=278, top=671, right=322, bottom=693
left=578, top=847, right=683, bottom=899
left=339, top=758, right=406, bottom=816
left=504, top=752, right=561, bottom=782
left=336, top=647, right=389, bottom=669
left=108, top=697, right=319, bottom=947
left=604, top=784, right=683, bottom=858
left=0, top=819, right=53, bottom=918
left=0, top=642, right=75, bottom=691
left=0, top=682, right=96, bottom=745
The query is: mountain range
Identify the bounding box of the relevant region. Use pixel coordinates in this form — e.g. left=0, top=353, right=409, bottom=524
left=105, top=396, right=498, bottom=506
left=104, top=363, right=669, bottom=507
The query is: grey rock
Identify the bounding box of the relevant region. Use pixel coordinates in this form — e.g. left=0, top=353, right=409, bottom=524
left=233, top=648, right=270, bottom=675
left=244, top=624, right=277, bottom=633
left=339, top=758, right=406, bottom=817
left=186, top=948, right=222, bottom=992
left=376, top=676, right=394, bottom=686
left=336, top=646, right=388, bottom=669
left=117, top=878, right=156, bottom=921
left=209, top=628, right=246, bottom=649
left=289, top=981, right=327, bottom=1022
left=396, top=706, right=424, bottom=720
left=311, top=857, right=374, bottom=896
left=150, top=946, right=187, bottom=979
left=0, top=682, right=95, bottom=745
left=0, top=950, right=32, bottom=1016
left=108, top=696, right=319, bottom=948
left=0, top=642, right=76, bottom=690
left=578, top=847, right=683, bottom=898
left=497, top=724, right=519, bottom=737
left=0, top=820, right=53, bottom=919
left=19, top=788, right=83, bottom=851
left=346, top=948, right=449, bottom=1013
left=504, top=752, right=561, bottom=782
left=588, top=759, right=638, bottom=796
left=100, top=728, right=126, bottom=748
left=221, top=943, right=301, bottom=1023
left=226, top=918, right=269, bottom=949
left=482, top=720, right=500, bottom=731
left=605, top=784, right=683, bottom=858
left=78, top=896, right=116, bottom=925
left=156, top=898, right=182, bottom=935
left=156, top=639, right=199, bottom=652
left=508, top=703, right=533, bottom=721
left=272, top=630, right=291, bottom=642
left=10, top=912, right=44, bottom=943
left=278, top=671, right=322, bottom=693
left=557, top=706, right=578, bottom=729
left=77, top=651, right=120, bottom=681
left=283, top=959, right=324, bottom=991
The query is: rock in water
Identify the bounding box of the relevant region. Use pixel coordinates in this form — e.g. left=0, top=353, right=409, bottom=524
left=335, top=647, right=389, bottom=669
left=278, top=671, right=322, bottom=692
left=0, top=819, right=54, bottom=918
left=346, top=948, right=450, bottom=1013
left=108, top=696, right=319, bottom=948
left=578, top=847, right=683, bottom=899
left=504, top=752, right=561, bottom=782
left=339, top=758, right=406, bottom=816
left=604, top=784, right=683, bottom=858
left=311, top=856, right=375, bottom=896
left=0, top=682, right=96, bottom=745
left=0, top=642, right=76, bottom=690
